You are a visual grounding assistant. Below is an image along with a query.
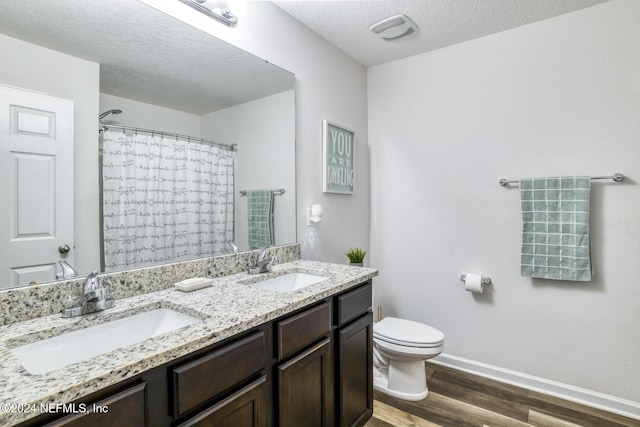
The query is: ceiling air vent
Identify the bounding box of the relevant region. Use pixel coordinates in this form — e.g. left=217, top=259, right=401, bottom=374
left=369, top=14, right=417, bottom=40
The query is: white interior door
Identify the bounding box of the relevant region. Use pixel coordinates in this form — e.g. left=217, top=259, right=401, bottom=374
left=0, top=85, right=74, bottom=288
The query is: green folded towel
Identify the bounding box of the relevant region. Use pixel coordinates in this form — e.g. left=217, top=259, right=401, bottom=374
left=520, top=176, right=592, bottom=281
left=247, top=190, right=275, bottom=249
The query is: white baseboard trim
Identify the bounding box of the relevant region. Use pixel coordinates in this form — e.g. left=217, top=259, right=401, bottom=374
left=430, top=353, right=640, bottom=421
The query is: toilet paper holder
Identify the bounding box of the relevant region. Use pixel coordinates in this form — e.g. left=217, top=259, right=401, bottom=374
left=459, top=273, right=492, bottom=286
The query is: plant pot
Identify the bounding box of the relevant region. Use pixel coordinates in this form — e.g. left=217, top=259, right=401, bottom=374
left=349, top=262, right=363, bottom=267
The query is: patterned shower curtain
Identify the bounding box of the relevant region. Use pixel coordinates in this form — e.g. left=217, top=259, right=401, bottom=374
left=101, top=130, right=235, bottom=271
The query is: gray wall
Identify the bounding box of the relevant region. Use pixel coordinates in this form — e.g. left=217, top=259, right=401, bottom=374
left=368, top=0, right=640, bottom=404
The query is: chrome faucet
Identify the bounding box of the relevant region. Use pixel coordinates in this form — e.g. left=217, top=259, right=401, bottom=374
left=61, top=271, right=114, bottom=318
left=248, top=248, right=277, bottom=274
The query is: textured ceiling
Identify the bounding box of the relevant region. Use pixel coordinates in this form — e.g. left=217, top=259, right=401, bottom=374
left=0, top=0, right=610, bottom=113
left=0, top=0, right=293, bottom=115
left=273, top=0, right=610, bottom=67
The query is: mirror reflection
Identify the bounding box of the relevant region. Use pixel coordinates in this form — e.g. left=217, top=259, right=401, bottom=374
left=0, top=0, right=296, bottom=289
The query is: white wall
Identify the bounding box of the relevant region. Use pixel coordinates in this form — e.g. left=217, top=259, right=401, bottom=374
left=141, top=0, right=370, bottom=265
left=368, top=0, right=640, bottom=404
left=99, top=93, right=201, bottom=136
left=201, top=91, right=296, bottom=251
left=0, top=33, right=100, bottom=276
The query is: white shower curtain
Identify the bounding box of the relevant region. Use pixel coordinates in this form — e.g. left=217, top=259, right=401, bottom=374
left=101, top=130, right=235, bottom=271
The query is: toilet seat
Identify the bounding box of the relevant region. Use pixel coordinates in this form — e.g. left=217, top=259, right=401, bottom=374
left=374, top=317, right=444, bottom=348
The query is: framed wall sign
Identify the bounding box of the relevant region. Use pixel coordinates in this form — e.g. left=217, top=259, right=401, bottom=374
left=323, top=120, right=355, bottom=194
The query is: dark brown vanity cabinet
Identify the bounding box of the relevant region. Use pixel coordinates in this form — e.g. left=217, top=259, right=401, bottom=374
left=22, top=331, right=270, bottom=427
left=336, top=313, right=373, bottom=427
left=18, top=280, right=373, bottom=427
left=335, top=283, right=374, bottom=427
left=172, top=331, right=268, bottom=426
left=273, top=281, right=373, bottom=427
left=41, top=382, right=147, bottom=427
left=274, top=301, right=334, bottom=427
left=176, top=376, right=267, bottom=427
left=277, top=338, right=333, bottom=427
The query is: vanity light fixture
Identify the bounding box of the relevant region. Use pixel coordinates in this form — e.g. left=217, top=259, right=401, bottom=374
left=307, top=204, right=323, bottom=226
left=178, top=0, right=240, bottom=27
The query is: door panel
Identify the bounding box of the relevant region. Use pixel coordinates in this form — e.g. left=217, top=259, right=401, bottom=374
left=0, top=85, right=74, bottom=288
left=337, top=313, right=373, bottom=427
left=278, top=338, right=333, bottom=427
left=13, top=152, right=55, bottom=236
left=12, top=264, right=57, bottom=286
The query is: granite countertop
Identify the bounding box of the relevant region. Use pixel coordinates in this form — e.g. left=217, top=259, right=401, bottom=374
left=0, top=260, right=377, bottom=426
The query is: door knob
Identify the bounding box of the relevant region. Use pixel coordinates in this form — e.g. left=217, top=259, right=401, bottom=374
left=58, top=244, right=71, bottom=254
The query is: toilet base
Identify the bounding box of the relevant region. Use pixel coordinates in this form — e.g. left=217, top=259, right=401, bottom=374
left=373, top=362, right=429, bottom=401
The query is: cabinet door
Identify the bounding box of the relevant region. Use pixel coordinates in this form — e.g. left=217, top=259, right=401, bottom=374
left=44, top=382, right=146, bottom=427
left=337, top=312, right=373, bottom=427
left=177, top=376, right=267, bottom=427
left=277, top=338, right=333, bottom=427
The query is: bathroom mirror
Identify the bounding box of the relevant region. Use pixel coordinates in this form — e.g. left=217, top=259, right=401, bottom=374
left=0, top=0, right=296, bottom=289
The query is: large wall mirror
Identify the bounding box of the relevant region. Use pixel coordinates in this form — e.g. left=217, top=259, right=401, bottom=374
left=0, top=0, right=296, bottom=290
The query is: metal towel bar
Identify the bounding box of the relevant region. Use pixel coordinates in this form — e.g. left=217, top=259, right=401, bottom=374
left=498, top=173, right=624, bottom=187
left=239, top=188, right=286, bottom=196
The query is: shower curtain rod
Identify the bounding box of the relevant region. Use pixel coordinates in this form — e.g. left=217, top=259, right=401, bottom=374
left=100, top=124, right=237, bottom=152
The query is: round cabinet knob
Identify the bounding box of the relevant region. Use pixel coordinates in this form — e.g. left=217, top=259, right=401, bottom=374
left=58, top=244, right=71, bottom=254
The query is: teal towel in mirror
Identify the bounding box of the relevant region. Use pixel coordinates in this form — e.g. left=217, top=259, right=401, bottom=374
left=520, top=176, right=592, bottom=281
left=247, top=190, right=275, bottom=249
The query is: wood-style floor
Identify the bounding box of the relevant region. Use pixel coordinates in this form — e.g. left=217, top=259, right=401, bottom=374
left=365, top=362, right=638, bottom=427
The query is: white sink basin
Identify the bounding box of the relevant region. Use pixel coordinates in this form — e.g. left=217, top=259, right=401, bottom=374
left=250, top=272, right=328, bottom=293
left=11, top=308, right=200, bottom=375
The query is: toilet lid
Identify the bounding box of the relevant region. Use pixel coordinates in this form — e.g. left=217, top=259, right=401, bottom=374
left=374, top=317, right=444, bottom=347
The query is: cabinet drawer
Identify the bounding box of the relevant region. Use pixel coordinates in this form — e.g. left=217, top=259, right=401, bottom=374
left=44, top=382, right=146, bottom=427
left=173, top=331, right=265, bottom=417
left=177, top=376, right=267, bottom=427
left=336, top=282, right=372, bottom=327
left=277, top=301, right=331, bottom=360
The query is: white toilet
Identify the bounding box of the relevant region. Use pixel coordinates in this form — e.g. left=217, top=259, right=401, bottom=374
left=373, top=317, right=445, bottom=401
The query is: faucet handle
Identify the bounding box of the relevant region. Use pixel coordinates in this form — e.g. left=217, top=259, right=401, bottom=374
left=84, top=288, right=110, bottom=302
left=83, top=271, right=99, bottom=292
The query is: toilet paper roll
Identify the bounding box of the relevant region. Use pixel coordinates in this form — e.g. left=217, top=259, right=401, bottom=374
left=464, top=273, right=484, bottom=294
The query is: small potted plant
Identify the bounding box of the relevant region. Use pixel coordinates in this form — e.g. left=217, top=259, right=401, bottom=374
left=345, top=247, right=366, bottom=266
